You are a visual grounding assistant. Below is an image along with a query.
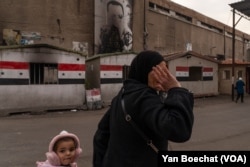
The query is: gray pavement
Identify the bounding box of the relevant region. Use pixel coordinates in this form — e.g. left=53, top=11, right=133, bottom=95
left=0, top=95, right=250, bottom=167
left=171, top=95, right=250, bottom=150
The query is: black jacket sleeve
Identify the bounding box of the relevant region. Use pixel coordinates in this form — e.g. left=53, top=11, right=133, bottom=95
left=93, top=108, right=110, bottom=167
left=137, top=87, right=194, bottom=143
left=163, top=87, right=194, bottom=142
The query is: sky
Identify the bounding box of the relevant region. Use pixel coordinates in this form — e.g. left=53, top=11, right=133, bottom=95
left=171, top=0, right=250, bottom=34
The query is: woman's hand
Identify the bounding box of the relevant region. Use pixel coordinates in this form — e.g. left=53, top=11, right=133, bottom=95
left=148, top=61, right=181, bottom=91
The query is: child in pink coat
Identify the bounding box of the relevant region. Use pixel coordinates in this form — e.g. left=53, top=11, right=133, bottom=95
left=36, top=130, right=82, bottom=167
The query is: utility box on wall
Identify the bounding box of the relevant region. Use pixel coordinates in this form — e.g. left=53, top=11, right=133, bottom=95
left=86, top=52, right=136, bottom=106
left=0, top=44, right=86, bottom=116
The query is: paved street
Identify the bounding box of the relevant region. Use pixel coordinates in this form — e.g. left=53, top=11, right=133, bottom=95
left=0, top=95, right=249, bottom=167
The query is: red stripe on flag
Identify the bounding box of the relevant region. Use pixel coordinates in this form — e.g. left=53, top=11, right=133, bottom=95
left=0, top=61, right=29, bottom=69
left=203, top=67, right=213, bottom=72
left=176, top=66, right=189, bottom=71
left=100, top=65, right=123, bottom=71
left=58, top=64, right=85, bottom=71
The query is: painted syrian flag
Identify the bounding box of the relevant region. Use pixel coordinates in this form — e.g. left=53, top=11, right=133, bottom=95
left=100, top=65, right=123, bottom=84
left=58, top=63, right=86, bottom=84
left=176, top=66, right=189, bottom=81
left=0, top=61, right=30, bottom=85
left=203, top=67, right=213, bottom=80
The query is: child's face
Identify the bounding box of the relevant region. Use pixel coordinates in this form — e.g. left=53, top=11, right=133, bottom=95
left=55, top=139, right=76, bottom=166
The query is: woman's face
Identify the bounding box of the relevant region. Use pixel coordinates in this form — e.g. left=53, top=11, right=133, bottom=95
left=148, top=61, right=167, bottom=91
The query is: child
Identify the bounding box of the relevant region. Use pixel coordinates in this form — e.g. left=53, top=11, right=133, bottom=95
left=36, top=130, right=82, bottom=167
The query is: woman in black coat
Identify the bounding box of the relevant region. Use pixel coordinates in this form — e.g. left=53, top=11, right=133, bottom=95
left=93, top=50, right=194, bottom=167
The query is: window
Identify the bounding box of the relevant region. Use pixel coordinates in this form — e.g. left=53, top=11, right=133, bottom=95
left=237, top=70, right=243, bottom=78
left=176, top=12, right=192, bottom=22
left=148, top=2, right=169, bottom=14
left=223, top=70, right=230, bottom=80
left=30, top=63, right=58, bottom=84
left=189, top=67, right=202, bottom=81
left=247, top=49, right=250, bottom=62
left=149, top=2, right=155, bottom=9
left=200, top=22, right=223, bottom=33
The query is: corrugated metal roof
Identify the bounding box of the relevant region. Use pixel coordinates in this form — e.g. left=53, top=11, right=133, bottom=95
left=162, top=51, right=220, bottom=63
left=220, top=58, right=250, bottom=65
left=230, top=0, right=250, bottom=17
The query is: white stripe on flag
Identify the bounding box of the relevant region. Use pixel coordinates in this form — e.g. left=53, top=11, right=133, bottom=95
left=58, top=71, right=85, bottom=79
left=0, top=69, right=29, bottom=78
left=176, top=71, right=189, bottom=77
left=101, top=71, right=122, bottom=78
left=203, top=72, right=213, bottom=77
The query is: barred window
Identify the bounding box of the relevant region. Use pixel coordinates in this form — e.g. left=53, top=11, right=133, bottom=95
left=30, top=63, right=58, bottom=84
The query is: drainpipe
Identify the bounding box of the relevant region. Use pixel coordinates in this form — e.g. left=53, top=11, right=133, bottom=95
left=232, top=8, right=235, bottom=101
left=231, top=8, right=243, bottom=101
left=143, top=0, right=148, bottom=50
left=243, top=34, right=245, bottom=61
left=224, top=26, right=226, bottom=57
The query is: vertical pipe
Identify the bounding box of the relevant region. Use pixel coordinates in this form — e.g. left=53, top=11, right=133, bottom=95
left=224, top=26, right=226, bottom=57
left=243, top=34, right=245, bottom=60
left=232, top=8, right=235, bottom=101
left=143, top=0, right=147, bottom=50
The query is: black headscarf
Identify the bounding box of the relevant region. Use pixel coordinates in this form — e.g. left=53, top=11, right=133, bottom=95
left=128, top=50, right=164, bottom=84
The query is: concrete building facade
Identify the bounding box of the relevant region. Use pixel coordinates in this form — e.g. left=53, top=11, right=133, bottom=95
left=1, top=0, right=250, bottom=111
left=0, top=44, right=86, bottom=115
left=133, top=0, right=250, bottom=60
left=1, top=0, right=250, bottom=59
left=0, top=0, right=94, bottom=55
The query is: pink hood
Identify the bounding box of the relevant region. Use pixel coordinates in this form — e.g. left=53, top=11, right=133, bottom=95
left=36, top=130, right=82, bottom=167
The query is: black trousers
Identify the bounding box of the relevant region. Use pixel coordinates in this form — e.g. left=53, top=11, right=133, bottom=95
left=236, top=93, right=244, bottom=103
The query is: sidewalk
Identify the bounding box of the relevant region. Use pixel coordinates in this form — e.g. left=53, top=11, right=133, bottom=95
left=0, top=94, right=249, bottom=167
left=89, top=94, right=247, bottom=114
left=194, top=94, right=249, bottom=108
left=1, top=94, right=249, bottom=117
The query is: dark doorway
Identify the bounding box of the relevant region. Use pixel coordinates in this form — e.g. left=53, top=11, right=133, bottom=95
left=246, top=67, right=250, bottom=94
